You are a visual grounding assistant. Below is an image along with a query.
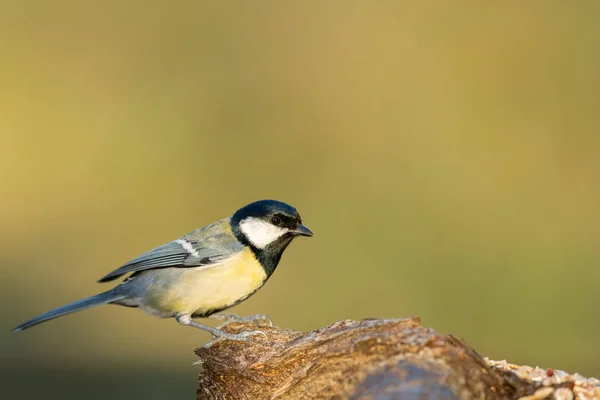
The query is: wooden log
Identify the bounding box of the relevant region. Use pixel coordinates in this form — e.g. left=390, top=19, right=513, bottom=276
left=195, top=317, right=599, bottom=400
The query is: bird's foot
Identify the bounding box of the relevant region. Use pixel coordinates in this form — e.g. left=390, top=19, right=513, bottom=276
left=202, top=329, right=268, bottom=348
left=211, top=313, right=273, bottom=328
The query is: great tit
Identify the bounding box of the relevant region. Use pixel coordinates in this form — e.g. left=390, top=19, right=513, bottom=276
left=13, top=200, right=313, bottom=344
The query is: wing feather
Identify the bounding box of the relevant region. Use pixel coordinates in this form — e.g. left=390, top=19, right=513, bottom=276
left=97, top=219, right=243, bottom=283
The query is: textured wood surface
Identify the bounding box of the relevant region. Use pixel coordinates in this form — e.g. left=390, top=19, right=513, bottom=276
left=194, top=317, right=557, bottom=399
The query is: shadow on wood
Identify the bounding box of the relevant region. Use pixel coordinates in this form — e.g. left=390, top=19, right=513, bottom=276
left=195, top=317, right=598, bottom=400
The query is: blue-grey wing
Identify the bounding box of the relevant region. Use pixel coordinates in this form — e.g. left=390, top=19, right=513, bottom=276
left=97, top=218, right=242, bottom=282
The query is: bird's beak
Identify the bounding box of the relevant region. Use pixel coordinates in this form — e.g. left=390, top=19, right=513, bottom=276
left=293, top=224, right=314, bottom=237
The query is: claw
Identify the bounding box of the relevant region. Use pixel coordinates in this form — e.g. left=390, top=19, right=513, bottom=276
left=240, top=330, right=268, bottom=340
left=250, top=314, right=273, bottom=327
left=213, top=313, right=273, bottom=329
left=202, top=329, right=267, bottom=348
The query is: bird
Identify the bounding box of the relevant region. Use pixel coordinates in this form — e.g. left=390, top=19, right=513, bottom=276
left=13, top=200, right=313, bottom=345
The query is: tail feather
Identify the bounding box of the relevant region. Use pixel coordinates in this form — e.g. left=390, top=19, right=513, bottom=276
left=13, top=291, right=125, bottom=332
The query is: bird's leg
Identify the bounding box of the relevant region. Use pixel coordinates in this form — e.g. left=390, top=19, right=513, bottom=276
left=210, top=313, right=273, bottom=328
left=175, top=314, right=267, bottom=348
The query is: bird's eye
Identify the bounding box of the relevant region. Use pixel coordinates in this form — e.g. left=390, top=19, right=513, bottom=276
left=271, top=216, right=282, bottom=226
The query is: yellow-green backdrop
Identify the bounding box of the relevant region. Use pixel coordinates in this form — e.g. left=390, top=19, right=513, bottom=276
left=1, top=2, right=599, bottom=399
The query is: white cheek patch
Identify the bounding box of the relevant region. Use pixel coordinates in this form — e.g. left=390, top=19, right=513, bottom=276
left=239, top=217, right=289, bottom=249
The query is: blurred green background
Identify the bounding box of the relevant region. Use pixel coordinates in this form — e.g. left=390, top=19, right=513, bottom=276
left=1, top=1, right=599, bottom=399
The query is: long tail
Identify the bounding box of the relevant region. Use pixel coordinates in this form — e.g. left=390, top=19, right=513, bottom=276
left=13, top=291, right=126, bottom=332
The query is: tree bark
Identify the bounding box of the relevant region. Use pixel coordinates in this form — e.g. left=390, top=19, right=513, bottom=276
left=195, top=317, right=599, bottom=400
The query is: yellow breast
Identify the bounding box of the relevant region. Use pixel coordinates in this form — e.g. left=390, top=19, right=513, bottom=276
left=146, top=247, right=267, bottom=317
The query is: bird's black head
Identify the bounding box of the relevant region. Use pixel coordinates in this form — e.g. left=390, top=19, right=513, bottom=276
left=231, top=200, right=313, bottom=275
